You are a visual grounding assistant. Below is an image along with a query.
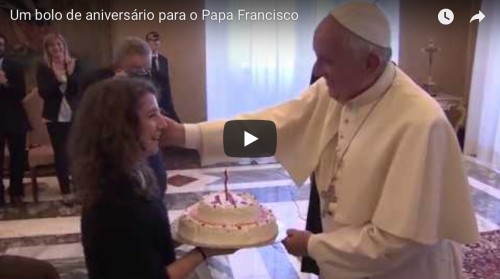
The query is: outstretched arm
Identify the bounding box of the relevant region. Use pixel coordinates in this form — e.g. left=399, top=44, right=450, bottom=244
left=160, top=78, right=336, bottom=185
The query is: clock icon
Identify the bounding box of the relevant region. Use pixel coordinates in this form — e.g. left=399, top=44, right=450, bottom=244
left=438, top=9, right=454, bottom=25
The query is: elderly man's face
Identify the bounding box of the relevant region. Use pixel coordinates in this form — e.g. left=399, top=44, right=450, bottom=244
left=120, top=54, right=151, bottom=76
left=313, top=16, right=372, bottom=103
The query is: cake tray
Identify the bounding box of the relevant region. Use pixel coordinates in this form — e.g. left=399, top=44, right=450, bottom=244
left=171, top=219, right=287, bottom=249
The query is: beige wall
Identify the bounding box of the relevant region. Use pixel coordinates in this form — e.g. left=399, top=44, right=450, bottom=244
left=399, top=0, right=480, bottom=102
left=4, top=1, right=482, bottom=121
left=111, top=0, right=206, bottom=122
left=52, top=0, right=113, bottom=68
left=107, top=0, right=482, bottom=121
left=0, top=0, right=113, bottom=89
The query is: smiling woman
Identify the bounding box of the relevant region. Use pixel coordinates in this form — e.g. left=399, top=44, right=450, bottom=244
left=69, top=78, right=235, bottom=279
left=69, top=78, right=162, bottom=206
left=69, top=78, right=173, bottom=279
left=36, top=32, right=81, bottom=206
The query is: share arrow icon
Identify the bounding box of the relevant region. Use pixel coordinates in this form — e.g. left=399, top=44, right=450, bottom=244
left=470, top=10, right=485, bottom=23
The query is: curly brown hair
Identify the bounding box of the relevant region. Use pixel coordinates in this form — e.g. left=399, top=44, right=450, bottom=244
left=69, top=78, right=160, bottom=207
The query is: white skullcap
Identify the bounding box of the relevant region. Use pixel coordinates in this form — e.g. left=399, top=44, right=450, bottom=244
left=330, top=2, right=391, bottom=48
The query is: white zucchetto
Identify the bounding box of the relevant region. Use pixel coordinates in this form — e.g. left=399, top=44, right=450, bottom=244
left=331, top=2, right=391, bottom=48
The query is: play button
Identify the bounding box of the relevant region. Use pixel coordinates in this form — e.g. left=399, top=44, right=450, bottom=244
left=244, top=131, right=258, bottom=147
left=224, top=120, right=277, bottom=158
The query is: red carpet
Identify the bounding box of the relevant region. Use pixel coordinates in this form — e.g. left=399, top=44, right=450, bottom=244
left=464, top=230, right=500, bottom=279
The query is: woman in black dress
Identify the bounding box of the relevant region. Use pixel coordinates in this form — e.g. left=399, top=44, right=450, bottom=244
left=70, top=78, right=232, bottom=279
left=36, top=33, right=81, bottom=206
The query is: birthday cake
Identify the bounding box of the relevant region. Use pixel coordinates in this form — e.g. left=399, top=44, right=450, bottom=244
left=176, top=191, right=278, bottom=248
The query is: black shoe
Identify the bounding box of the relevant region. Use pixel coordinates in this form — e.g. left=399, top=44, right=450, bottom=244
left=62, top=194, right=76, bottom=208
left=62, top=200, right=75, bottom=208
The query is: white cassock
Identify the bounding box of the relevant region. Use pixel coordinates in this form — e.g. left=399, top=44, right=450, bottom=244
left=183, top=63, right=479, bottom=279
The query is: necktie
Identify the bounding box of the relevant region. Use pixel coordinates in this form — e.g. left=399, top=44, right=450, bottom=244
left=152, top=56, right=159, bottom=72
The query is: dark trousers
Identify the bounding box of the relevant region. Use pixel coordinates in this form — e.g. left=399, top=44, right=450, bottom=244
left=0, top=129, right=26, bottom=200
left=0, top=256, right=60, bottom=279
left=302, top=71, right=322, bottom=274
left=301, top=173, right=322, bottom=275
left=46, top=122, right=71, bottom=195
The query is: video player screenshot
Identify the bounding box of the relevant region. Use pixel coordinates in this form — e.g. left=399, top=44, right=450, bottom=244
left=0, top=0, right=498, bottom=278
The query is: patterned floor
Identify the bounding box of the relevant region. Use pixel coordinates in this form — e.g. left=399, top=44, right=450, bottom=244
left=1, top=156, right=499, bottom=278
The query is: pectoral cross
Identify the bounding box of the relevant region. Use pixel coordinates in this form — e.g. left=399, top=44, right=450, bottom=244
left=320, top=185, right=337, bottom=217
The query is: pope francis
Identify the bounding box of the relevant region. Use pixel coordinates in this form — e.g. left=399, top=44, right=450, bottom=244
left=162, top=2, right=479, bottom=278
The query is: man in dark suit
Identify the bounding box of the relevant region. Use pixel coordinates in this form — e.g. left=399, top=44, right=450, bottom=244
left=145, top=31, right=181, bottom=123
left=81, top=37, right=168, bottom=197
left=0, top=34, right=28, bottom=209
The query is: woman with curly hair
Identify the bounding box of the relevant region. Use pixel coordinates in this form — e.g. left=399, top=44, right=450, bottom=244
left=70, top=78, right=233, bottom=279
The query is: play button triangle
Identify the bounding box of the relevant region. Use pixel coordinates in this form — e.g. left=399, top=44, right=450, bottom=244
left=244, top=131, right=258, bottom=147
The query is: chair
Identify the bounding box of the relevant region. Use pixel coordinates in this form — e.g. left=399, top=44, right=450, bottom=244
left=22, top=88, right=54, bottom=203
left=0, top=255, right=60, bottom=279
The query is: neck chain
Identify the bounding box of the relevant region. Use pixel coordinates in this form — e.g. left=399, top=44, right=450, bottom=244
left=321, top=89, right=389, bottom=216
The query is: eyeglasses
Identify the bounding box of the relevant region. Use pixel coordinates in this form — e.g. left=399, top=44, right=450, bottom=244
left=127, top=69, right=152, bottom=79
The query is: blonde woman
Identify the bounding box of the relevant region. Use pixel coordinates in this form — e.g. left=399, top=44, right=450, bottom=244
left=36, top=33, right=81, bottom=206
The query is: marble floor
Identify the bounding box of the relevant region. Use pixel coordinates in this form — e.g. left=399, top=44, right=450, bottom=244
left=1, top=156, right=499, bottom=278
